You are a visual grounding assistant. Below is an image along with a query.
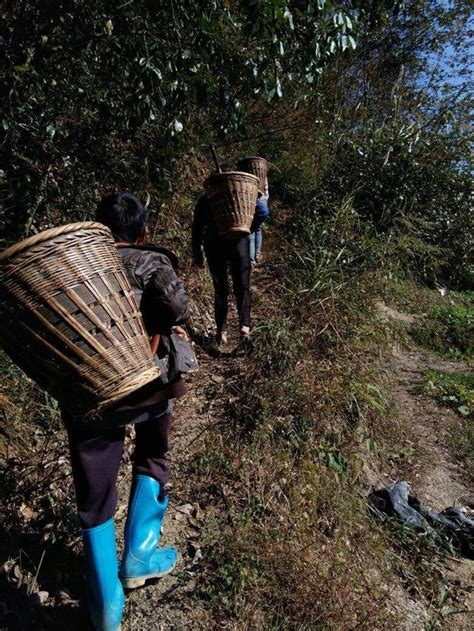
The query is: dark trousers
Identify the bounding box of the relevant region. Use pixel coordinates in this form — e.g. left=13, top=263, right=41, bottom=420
left=66, top=406, right=172, bottom=529
left=204, top=235, right=251, bottom=331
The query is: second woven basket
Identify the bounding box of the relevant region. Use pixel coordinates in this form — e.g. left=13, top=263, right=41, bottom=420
left=236, top=157, right=269, bottom=193
left=204, top=171, right=259, bottom=236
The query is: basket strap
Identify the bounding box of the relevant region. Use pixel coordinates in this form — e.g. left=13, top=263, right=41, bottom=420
left=113, top=241, right=160, bottom=357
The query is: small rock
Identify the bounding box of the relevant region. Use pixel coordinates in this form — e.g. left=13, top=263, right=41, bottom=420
left=186, top=528, right=201, bottom=539
left=188, top=543, right=203, bottom=562
left=19, top=503, right=34, bottom=521
left=115, top=504, right=128, bottom=521
left=174, top=511, right=186, bottom=522
left=194, top=548, right=203, bottom=562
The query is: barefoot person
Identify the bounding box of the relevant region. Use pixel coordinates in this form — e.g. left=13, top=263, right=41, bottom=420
left=192, top=190, right=251, bottom=342
left=65, top=192, right=190, bottom=630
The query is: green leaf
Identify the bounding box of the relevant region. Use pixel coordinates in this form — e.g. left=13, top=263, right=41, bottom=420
left=14, top=64, right=30, bottom=73
left=438, top=582, right=449, bottom=608
left=366, top=437, right=377, bottom=453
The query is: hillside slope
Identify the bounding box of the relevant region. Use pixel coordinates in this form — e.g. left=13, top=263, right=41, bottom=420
left=0, top=220, right=472, bottom=630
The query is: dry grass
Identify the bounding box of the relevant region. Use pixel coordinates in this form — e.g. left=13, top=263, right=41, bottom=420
left=186, top=212, right=419, bottom=629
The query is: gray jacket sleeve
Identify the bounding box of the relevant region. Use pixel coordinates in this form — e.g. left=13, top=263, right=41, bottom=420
left=134, top=251, right=190, bottom=334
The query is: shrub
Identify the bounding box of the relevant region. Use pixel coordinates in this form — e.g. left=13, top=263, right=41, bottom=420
left=423, top=370, right=474, bottom=418
left=411, top=303, right=473, bottom=358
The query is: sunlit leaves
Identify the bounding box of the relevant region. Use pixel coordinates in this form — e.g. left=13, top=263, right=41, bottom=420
left=3, top=1, right=400, bottom=137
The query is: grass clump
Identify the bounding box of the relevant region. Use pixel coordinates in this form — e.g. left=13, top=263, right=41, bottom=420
left=423, top=370, right=473, bottom=417
left=381, top=279, right=473, bottom=317
left=423, top=369, right=473, bottom=468
left=411, top=302, right=473, bottom=358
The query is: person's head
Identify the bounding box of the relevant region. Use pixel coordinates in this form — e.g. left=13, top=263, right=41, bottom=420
left=96, top=192, right=147, bottom=243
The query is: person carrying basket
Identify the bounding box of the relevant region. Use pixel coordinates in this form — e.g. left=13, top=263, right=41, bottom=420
left=192, top=189, right=252, bottom=343
left=65, top=192, right=190, bottom=630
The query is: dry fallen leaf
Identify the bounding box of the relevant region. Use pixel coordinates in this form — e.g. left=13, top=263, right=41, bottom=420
left=175, top=503, right=194, bottom=516
left=19, top=503, right=34, bottom=521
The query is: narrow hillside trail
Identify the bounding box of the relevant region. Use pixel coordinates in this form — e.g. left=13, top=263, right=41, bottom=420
left=374, top=306, right=473, bottom=630
left=1, top=254, right=471, bottom=630
left=118, top=297, right=474, bottom=630
left=116, top=260, right=272, bottom=630
left=117, top=341, right=243, bottom=630
left=0, top=249, right=266, bottom=630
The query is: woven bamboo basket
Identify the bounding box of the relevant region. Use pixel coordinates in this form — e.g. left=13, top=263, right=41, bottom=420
left=0, top=222, right=160, bottom=419
left=204, top=171, right=259, bottom=236
left=236, top=157, right=269, bottom=193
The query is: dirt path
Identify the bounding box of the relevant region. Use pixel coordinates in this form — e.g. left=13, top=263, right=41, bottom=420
left=376, top=307, right=473, bottom=629
left=0, top=232, right=274, bottom=630
left=117, top=342, right=248, bottom=630
left=389, top=347, right=471, bottom=509
left=116, top=268, right=255, bottom=629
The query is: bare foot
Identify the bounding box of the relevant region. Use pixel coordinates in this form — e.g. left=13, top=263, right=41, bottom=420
left=240, top=326, right=250, bottom=338
left=217, top=330, right=228, bottom=344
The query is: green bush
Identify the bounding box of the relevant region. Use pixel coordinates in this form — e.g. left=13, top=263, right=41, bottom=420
left=423, top=370, right=474, bottom=417
left=423, top=370, right=474, bottom=466
left=411, top=303, right=474, bottom=358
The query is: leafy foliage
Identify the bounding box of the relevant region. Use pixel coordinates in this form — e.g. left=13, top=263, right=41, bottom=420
left=423, top=369, right=473, bottom=417
left=1, top=0, right=401, bottom=242
left=0, top=1, right=472, bottom=628
left=411, top=302, right=474, bottom=358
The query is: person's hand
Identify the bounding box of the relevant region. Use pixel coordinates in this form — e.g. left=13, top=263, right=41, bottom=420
left=172, top=326, right=189, bottom=342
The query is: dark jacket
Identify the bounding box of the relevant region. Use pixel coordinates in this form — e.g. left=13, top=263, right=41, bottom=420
left=191, top=192, right=218, bottom=265
left=118, top=244, right=189, bottom=335
left=112, top=244, right=190, bottom=412
left=192, top=192, right=268, bottom=263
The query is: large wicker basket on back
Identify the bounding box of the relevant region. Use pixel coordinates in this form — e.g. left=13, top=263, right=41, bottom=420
left=236, top=157, right=269, bottom=193
left=204, top=171, right=259, bottom=236
left=0, top=222, right=160, bottom=419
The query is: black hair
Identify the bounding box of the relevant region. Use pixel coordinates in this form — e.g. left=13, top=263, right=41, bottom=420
left=96, top=192, right=146, bottom=243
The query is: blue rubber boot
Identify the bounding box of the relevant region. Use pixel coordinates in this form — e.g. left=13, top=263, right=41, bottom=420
left=82, top=519, right=125, bottom=631
left=120, top=475, right=178, bottom=589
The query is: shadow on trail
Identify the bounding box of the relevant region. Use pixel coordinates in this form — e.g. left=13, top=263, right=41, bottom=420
left=0, top=455, right=91, bottom=630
